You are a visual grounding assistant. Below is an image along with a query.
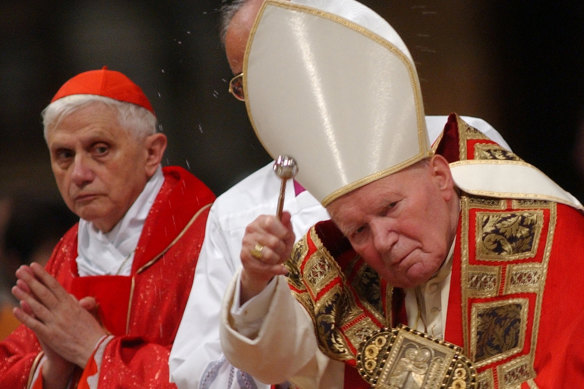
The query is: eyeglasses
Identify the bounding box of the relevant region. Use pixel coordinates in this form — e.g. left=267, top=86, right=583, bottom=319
left=228, top=72, right=244, bottom=101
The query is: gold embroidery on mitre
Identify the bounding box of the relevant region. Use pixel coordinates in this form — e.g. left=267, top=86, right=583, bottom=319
left=475, top=210, right=544, bottom=261
left=456, top=115, right=524, bottom=164
left=470, top=299, right=528, bottom=367
left=457, top=117, right=486, bottom=160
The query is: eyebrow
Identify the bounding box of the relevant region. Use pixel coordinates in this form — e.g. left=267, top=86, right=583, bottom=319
left=338, top=197, right=400, bottom=236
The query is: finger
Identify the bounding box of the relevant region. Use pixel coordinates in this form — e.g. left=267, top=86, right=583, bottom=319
left=30, top=263, right=71, bottom=301
left=15, top=278, right=32, bottom=295
left=280, top=211, right=296, bottom=245
left=249, top=239, right=288, bottom=265
left=15, top=266, right=59, bottom=310
left=14, top=278, right=32, bottom=295
left=12, top=305, right=40, bottom=329
left=14, top=292, right=35, bottom=316
left=245, top=215, right=286, bottom=241
left=12, top=284, right=52, bottom=323
left=266, top=263, right=289, bottom=276
left=258, top=215, right=292, bottom=240
left=243, top=225, right=292, bottom=258
left=240, top=258, right=289, bottom=290
left=79, top=296, right=98, bottom=311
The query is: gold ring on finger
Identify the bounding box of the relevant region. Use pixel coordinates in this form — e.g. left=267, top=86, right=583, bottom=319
left=251, top=242, right=264, bottom=260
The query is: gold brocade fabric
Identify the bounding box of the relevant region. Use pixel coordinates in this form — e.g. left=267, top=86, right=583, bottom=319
left=285, top=115, right=555, bottom=388
left=461, top=196, right=554, bottom=388
left=286, top=229, right=391, bottom=362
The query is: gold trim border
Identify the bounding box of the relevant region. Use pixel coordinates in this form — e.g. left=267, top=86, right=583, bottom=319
left=460, top=197, right=556, bottom=384
left=466, top=265, right=501, bottom=298
left=127, top=202, right=212, bottom=333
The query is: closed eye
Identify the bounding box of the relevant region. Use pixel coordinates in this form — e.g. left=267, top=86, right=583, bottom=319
left=383, top=201, right=399, bottom=215
left=349, top=224, right=369, bottom=244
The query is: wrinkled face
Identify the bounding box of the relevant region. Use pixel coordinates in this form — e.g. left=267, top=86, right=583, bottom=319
left=46, top=103, right=151, bottom=232
left=327, top=156, right=459, bottom=288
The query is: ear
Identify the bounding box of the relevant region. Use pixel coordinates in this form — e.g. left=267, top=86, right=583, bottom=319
left=429, top=154, right=455, bottom=200
left=144, top=133, right=167, bottom=177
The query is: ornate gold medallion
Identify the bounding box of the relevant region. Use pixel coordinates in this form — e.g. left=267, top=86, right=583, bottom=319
left=357, top=325, right=477, bottom=389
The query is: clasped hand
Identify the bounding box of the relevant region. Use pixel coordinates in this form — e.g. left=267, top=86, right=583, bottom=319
left=11, top=263, right=106, bottom=382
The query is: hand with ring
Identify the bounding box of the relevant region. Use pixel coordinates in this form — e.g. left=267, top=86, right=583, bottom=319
left=239, top=212, right=295, bottom=303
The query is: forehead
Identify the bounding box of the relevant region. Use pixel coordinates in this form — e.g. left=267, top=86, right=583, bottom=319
left=224, top=0, right=264, bottom=73
left=328, top=166, right=426, bottom=219
left=46, top=103, right=126, bottom=143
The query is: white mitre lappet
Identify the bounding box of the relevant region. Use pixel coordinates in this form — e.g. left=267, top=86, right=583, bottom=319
left=243, top=0, right=583, bottom=210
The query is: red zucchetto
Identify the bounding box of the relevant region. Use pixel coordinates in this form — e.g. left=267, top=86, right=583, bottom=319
left=51, top=66, right=154, bottom=114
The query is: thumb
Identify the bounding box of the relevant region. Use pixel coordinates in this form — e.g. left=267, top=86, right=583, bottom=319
left=79, top=296, right=98, bottom=310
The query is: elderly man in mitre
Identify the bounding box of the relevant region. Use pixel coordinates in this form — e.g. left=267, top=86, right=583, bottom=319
left=218, top=1, right=584, bottom=388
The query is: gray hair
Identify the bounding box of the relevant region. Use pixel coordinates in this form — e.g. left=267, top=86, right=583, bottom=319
left=42, top=95, right=157, bottom=141
left=219, top=0, right=248, bottom=45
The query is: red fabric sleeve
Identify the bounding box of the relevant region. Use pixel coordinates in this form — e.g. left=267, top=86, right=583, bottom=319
left=0, top=324, right=42, bottom=388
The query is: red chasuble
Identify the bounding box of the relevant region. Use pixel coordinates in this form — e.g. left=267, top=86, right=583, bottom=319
left=286, top=114, right=584, bottom=388
left=0, top=166, right=215, bottom=388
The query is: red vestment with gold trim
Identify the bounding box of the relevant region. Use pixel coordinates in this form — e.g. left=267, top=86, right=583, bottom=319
left=0, top=166, right=215, bottom=388
left=287, top=114, right=584, bottom=388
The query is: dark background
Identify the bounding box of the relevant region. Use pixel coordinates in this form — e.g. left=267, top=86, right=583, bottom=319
left=1, top=1, right=583, bottom=211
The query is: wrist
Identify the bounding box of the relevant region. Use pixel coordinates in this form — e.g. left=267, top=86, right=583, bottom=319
left=75, top=333, right=109, bottom=368
left=240, top=271, right=272, bottom=304
left=41, top=359, right=74, bottom=389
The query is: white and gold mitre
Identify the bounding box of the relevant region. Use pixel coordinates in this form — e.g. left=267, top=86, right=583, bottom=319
left=243, top=0, right=432, bottom=206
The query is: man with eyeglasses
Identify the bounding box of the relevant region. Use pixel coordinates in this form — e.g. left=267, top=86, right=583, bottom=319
left=169, top=1, right=510, bottom=388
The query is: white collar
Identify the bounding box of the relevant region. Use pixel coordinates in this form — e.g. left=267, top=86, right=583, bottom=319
left=76, top=167, right=164, bottom=276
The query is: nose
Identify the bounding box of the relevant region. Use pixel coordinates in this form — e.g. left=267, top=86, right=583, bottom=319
left=71, top=154, right=95, bottom=187
left=370, top=216, right=398, bottom=253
